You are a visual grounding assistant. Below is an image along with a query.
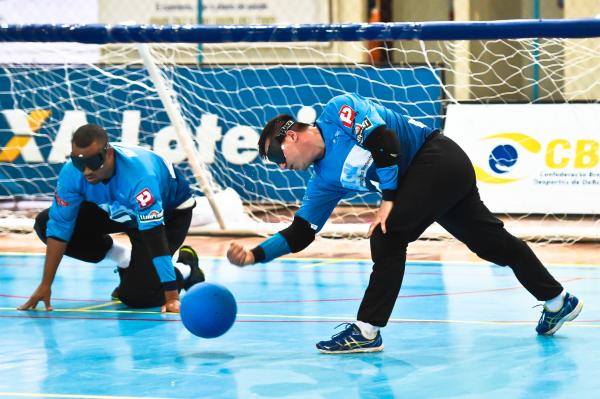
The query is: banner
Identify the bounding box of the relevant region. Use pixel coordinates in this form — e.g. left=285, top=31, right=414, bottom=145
left=0, top=66, right=441, bottom=204
left=444, top=104, right=600, bottom=214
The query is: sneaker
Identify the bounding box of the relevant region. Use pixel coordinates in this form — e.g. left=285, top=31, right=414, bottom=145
left=316, top=323, right=384, bottom=354
left=110, top=268, right=125, bottom=300
left=536, top=293, right=583, bottom=335
left=177, top=245, right=205, bottom=290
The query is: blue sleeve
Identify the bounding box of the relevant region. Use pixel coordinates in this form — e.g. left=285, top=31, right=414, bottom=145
left=321, top=93, right=386, bottom=145
left=258, top=233, right=291, bottom=263
left=152, top=255, right=177, bottom=290
left=256, top=177, right=345, bottom=262
left=47, top=163, right=84, bottom=241
left=377, top=165, right=399, bottom=192
left=296, top=177, right=347, bottom=233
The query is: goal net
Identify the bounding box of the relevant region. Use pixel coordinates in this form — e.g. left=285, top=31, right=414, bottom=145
left=1, top=21, right=600, bottom=242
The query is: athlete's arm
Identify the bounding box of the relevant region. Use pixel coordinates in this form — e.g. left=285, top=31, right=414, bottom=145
left=18, top=238, right=67, bottom=311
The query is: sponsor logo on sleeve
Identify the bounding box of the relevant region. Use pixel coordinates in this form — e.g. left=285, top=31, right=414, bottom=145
left=54, top=192, right=69, bottom=207
left=339, top=105, right=356, bottom=128
left=135, top=188, right=155, bottom=208
left=139, top=209, right=164, bottom=223
left=354, top=117, right=373, bottom=144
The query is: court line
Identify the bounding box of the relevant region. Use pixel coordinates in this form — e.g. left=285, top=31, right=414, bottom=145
left=0, top=294, right=109, bottom=303
left=0, top=277, right=586, bottom=307
left=75, top=301, right=121, bottom=311
left=2, top=251, right=600, bottom=268
left=0, top=392, right=172, bottom=399
left=0, top=312, right=597, bottom=328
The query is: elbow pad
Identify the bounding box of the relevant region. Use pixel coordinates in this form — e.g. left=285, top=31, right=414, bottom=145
left=363, top=125, right=401, bottom=168
left=279, top=216, right=316, bottom=253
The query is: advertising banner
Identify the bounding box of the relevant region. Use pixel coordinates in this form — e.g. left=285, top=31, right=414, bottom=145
left=0, top=66, right=442, bottom=204
left=444, top=104, right=600, bottom=214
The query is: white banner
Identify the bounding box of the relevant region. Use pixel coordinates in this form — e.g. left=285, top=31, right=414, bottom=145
left=0, top=0, right=99, bottom=64
left=444, top=104, right=600, bottom=214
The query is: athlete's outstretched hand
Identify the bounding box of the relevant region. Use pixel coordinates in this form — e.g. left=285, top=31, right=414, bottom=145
left=367, top=200, right=394, bottom=237
left=227, top=242, right=255, bottom=267
left=18, top=284, right=53, bottom=311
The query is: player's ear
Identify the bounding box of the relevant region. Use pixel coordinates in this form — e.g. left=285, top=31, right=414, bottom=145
left=288, top=130, right=298, bottom=142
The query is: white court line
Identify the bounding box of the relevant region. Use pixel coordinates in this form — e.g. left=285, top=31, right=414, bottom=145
left=1, top=307, right=598, bottom=328
left=0, top=392, right=172, bottom=399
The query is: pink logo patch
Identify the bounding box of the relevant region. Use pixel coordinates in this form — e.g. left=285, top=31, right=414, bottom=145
left=135, top=188, right=155, bottom=208
left=54, top=192, right=69, bottom=207
left=339, top=105, right=356, bottom=128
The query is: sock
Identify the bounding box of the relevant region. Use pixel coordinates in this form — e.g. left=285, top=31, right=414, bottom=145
left=355, top=320, right=379, bottom=340
left=544, top=290, right=566, bottom=312
left=174, top=262, right=191, bottom=280
left=105, top=242, right=131, bottom=269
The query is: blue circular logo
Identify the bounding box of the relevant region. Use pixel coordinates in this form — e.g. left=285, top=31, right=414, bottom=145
left=488, top=144, right=518, bottom=174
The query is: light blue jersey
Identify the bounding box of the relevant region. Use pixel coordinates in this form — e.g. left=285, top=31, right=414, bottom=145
left=297, top=93, right=435, bottom=232
left=258, top=93, right=435, bottom=262
left=48, top=143, right=192, bottom=242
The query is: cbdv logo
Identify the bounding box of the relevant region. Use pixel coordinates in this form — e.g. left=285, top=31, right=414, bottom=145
left=474, top=132, right=600, bottom=184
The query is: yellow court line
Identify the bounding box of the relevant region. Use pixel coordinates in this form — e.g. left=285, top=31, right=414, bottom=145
left=75, top=301, right=121, bottom=311
left=0, top=393, right=172, bottom=399
left=2, top=251, right=600, bottom=268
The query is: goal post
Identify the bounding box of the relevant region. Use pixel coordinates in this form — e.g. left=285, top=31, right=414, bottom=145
left=1, top=19, right=600, bottom=242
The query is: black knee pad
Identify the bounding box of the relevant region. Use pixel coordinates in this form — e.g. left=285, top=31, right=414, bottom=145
left=34, top=209, right=50, bottom=243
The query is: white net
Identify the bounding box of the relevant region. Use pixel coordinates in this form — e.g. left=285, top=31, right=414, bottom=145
left=1, top=34, right=600, bottom=241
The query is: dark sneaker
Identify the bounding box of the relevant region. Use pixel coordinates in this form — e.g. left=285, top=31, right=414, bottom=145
left=111, top=268, right=125, bottom=300
left=316, top=323, right=384, bottom=354
left=536, top=293, right=583, bottom=335
left=177, top=245, right=205, bottom=290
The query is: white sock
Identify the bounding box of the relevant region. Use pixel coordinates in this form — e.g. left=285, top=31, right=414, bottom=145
left=355, top=320, right=379, bottom=340
left=544, top=290, right=566, bottom=312
left=174, top=262, right=191, bottom=280
left=105, top=242, right=131, bottom=269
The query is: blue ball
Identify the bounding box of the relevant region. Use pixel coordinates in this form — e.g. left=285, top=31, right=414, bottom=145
left=181, top=282, right=237, bottom=338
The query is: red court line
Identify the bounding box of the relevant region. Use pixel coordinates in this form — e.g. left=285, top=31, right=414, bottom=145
left=0, top=278, right=586, bottom=306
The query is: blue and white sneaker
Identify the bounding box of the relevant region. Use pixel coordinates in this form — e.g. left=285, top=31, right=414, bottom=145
left=316, top=323, right=384, bottom=354
left=536, top=293, right=583, bottom=335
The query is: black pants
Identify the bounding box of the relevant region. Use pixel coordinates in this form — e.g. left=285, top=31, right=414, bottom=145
left=34, top=202, right=193, bottom=308
left=357, top=133, right=564, bottom=327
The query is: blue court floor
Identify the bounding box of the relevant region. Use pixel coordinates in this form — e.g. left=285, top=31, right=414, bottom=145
left=0, top=253, right=599, bottom=399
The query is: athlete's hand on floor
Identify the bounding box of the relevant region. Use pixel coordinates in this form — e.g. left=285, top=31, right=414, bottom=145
left=18, top=283, right=53, bottom=311
left=161, top=290, right=180, bottom=313
left=227, top=242, right=255, bottom=267
left=368, top=200, right=394, bottom=237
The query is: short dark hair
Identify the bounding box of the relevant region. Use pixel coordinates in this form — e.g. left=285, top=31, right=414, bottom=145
left=258, top=114, right=310, bottom=159
left=72, top=124, right=108, bottom=148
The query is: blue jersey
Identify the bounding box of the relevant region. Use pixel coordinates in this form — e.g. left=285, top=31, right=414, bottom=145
left=47, top=143, right=192, bottom=242
left=297, top=93, right=435, bottom=232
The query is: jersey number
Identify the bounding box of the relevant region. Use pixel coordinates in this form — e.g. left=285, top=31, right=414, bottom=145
left=135, top=188, right=155, bottom=208
left=339, top=105, right=355, bottom=128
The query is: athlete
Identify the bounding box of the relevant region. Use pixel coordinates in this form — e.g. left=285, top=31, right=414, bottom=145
left=19, top=124, right=204, bottom=313
left=227, top=93, right=583, bottom=353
